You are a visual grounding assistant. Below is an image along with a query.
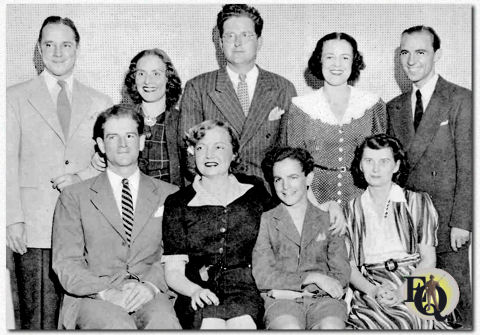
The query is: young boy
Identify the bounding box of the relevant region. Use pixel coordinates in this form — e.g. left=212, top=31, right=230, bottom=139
left=253, top=147, right=350, bottom=329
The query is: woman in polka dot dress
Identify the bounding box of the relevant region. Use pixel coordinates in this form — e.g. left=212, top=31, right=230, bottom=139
left=284, top=32, right=386, bottom=205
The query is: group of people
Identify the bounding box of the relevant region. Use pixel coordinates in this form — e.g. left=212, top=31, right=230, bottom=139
left=6, top=3, right=472, bottom=331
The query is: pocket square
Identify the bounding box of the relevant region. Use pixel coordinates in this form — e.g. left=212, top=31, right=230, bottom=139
left=440, top=120, right=449, bottom=126
left=154, top=205, right=164, bottom=217
left=268, top=107, right=285, bottom=121
left=316, top=232, right=326, bottom=242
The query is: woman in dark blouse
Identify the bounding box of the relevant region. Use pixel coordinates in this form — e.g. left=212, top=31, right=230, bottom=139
left=162, top=120, right=274, bottom=329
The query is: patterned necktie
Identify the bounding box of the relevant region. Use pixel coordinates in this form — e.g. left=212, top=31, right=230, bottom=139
left=57, top=80, right=71, bottom=137
left=121, top=178, right=134, bottom=245
left=414, top=89, right=423, bottom=131
left=237, top=73, right=250, bottom=116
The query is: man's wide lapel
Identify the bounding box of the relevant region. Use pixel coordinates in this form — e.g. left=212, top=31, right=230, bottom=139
left=130, top=174, right=159, bottom=243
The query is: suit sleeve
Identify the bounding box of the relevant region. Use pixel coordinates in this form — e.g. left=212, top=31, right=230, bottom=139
left=6, top=94, right=24, bottom=225
left=326, top=233, right=351, bottom=289
left=179, top=80, right=204, bottom=183
left=52, top=188, right=111, bottom=296
left=76, top=95, right=113, bottom=181
left=386, top=101, right=396, bottom=137
left=277, top=82, right=297, bottom=146
left=283, top=102, right=308, bottom=148
left=252, top=214, right=307, bottom=291
left=450, top=91, right=472, bottom=231
left=371, top=98, right=387, bottom=134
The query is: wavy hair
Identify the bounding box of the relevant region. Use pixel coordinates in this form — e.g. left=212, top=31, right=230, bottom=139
left=124, top=49, right=182, bottom=110
left=308, top=32, right=365, bottom=83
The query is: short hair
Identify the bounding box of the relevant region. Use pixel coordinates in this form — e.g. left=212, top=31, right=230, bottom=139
left=124, top=48, right=182, bottom=110
left=217, top=4, right=264, bottom=37
left=350, top=133, right=409, bottom=189
left=262, top=146, right=314, bottom=184
left=185, top=120, right=240, bottom=157
left=308, top=32, right=365, bottom=83
left=38, top=16, right=80, bottom=45
left=402, top=25, right=441, bottom=51
left=93, top=104, right=144, bottom=140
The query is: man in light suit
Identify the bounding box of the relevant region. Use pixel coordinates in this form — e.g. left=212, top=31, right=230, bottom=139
left=6, top=16, right=112, bottom=329
left=180, top=4, right=297, bottom=183
left=52, top=105, right=181, bottom=329
left=387, top=26, right=472, bottom=329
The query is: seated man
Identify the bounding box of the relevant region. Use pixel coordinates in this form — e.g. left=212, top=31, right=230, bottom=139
left=52, top=104, right=181, bottom=329
left=252, top=147, right=350, bottom=329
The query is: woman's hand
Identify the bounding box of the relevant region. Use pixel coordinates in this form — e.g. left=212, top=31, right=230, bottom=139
left=91, top=152, right=106, bottom=172
left=375, top=285, right=401, bottom=306
left=191, top=288, right=219, bottom=310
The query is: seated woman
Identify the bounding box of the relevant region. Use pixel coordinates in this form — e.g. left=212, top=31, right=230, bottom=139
left=252, top=147, right=350, bottom=330
left=161, top=120, right=273, bottom=329
left=345, top=133, right=451, bottom=329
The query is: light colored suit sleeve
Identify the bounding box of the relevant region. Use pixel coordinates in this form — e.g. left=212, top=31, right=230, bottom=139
left=6, top=96, right=24, bottom=225
left=52, top=187, right=111, bottom=296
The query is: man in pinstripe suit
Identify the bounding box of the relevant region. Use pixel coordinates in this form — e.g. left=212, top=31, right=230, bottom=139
left=180, top=4, right=297, bottom=184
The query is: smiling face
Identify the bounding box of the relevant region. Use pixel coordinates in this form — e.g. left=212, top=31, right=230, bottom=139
left=220, top=16, right=262, bottom=70
left=194, top=126, right=235, bottom=178
left=360, top=147, right=400, bottom=188
left=321, top=39, right=353, bottom=87
left=39, top=23, right=78, bottom=79
left=134, top=54, right=167, bottom=103
left=96, top=116, right=145, bottom=176
left=400, top=31, right=441, bottom=88
left=273, top=158, right=313, bottom=207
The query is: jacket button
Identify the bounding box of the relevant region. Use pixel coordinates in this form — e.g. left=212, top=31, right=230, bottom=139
left=65, top=160, right=69, bottom=165
left=220, top=227, right=226, bottom=233
left=218, top=248, right=224, bottom=254
left=432, top=171, right=437, bottom=176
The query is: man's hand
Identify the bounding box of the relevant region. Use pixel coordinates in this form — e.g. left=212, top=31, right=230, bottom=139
left=91, top=152, right=106, bottom=172
left=7, top=222, right=27, bottom=254
left=450, top=227, right=471, bottom=251
left=122, top=281, right=156, bottom=313
left=51, top=173, right=81, bottom=192
left=305, top=273, right=343, bottom=299
left=102, top=287, right=128, bottom=310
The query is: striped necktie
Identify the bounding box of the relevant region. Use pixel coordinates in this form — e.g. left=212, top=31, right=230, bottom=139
left=237, top=73, right=250, bottom=116
left=57, top=80, right=71, bottom=137
left=121, top=178, right=134, bottom=245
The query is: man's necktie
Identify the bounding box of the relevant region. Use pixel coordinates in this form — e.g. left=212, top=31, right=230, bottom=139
left=237, top=73, right=250, bottom=116
left=414, top=89, right=423, bottom=131
left=57, top=80, right=71, bottom=137
left=121, top=178, right=134, bottom=245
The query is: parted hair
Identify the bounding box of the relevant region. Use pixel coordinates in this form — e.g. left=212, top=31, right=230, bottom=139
left=38, top=16, right=80, bottom=45
left=125, top=48, right=182, bottom=110
left=308, top=32, right=365, bottom=83
left=93, top=104, right=144, bottom=140
left=402, top=25, right=441, bottom=51
left=350, top=133, right=409, bottom=189
left=217, top=4, right=264, bottom=37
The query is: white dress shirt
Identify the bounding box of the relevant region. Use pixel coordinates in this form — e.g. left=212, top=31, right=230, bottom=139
left=410, top=73, right=439, bottom=118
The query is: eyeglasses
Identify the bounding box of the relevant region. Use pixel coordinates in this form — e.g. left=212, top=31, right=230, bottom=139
left=222, top=32, right=257, bottom=44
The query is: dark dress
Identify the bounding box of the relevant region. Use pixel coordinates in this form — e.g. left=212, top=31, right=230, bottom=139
left=162, top=174, right=274, bottom=329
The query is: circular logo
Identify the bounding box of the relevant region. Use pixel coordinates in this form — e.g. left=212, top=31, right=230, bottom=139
left=400, top=268, right=459, bottom=321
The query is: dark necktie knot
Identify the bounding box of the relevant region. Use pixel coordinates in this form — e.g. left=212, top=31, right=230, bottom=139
left=122, top=178, right=129, bottom=186
left=239, top=73, right=247, bottom=82
left=416, top=89, right=422, bottom=100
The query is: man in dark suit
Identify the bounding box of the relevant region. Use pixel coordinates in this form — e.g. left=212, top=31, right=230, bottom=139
left=6, top=16, right=112, bottom=329
left=180, top=4, right=297, bottom=183
left=387, top=26, right=472, bottom=329
left=52, top=105, right=181, bottom=329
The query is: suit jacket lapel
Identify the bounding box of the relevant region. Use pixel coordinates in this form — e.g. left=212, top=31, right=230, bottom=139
left=408, top=77, right=450, bottom=169
left=208, top=68, right=246, bottom=135
left=90, top=173, right=126, bottom=241
left=390, top=92, right=415, bottom=149
left=69, top=80, right=93, bottom=142
left=301, top=202, right=327, bottom=248
left=272, top=205, right=301, bottom=246
left=130, top=174, right=159, bottom=243
left=27, top=76, right=65, bottom=143
left=240, top=67, right=277, bottom=146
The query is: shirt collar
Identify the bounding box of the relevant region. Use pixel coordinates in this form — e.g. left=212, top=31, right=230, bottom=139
left=41, top=70, right=74, bottom=94
left=188, top=174, right=253, bottom=207
left=412, top=73, right=439, bottom=108
left=106, top=167, right=140, bottom=189
left=362, top=183, right=406, bottom=204
left=226, top=64, right=259, bottom=87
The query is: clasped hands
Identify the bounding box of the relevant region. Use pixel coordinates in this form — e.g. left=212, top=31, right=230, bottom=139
left=99, top=281, right=156, bottom=313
